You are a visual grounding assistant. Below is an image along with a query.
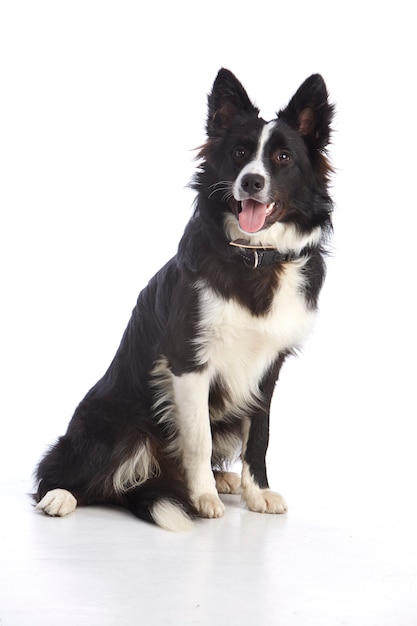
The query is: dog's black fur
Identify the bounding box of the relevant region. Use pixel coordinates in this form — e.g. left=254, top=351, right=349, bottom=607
left=35, top=70, right=334, bottom=530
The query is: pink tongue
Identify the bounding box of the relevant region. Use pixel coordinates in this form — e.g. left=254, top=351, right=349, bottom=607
left=239, top=199, right=268, bottom=233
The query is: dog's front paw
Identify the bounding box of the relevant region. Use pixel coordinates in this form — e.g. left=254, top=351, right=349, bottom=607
left=244, top=489, right=288, bottom=514
left=194, top=493, right=225, bottom=518
left=36, top=489, right=77, bottom=517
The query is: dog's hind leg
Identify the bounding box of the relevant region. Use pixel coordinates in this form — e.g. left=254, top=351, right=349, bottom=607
left=34, top=425, right=107, bottom=516
left=214, top=471, right=241, bottom=494
left=34, top=433, right=86, bottom=517
left=36, top=488, right=77, bottom=517
left=34, top=399, right=154, bottom=517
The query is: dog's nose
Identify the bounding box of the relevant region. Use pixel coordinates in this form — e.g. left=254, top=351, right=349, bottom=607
left=240, top=173, right=265, bottom=195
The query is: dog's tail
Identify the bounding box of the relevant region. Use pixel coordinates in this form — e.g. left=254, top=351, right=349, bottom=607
left=122, top=478, right=198, bottom=532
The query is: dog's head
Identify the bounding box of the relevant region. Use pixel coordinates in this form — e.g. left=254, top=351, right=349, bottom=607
left=197, top=69, right=334, bottom=246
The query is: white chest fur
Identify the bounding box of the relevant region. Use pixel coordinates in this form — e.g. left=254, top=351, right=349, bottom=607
left=194, top=261, right=315, bottom=409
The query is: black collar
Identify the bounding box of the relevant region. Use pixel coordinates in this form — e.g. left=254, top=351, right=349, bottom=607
left=229, top=239, right=311, bottom=269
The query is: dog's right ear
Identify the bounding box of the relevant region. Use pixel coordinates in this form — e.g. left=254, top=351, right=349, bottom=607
left=207, top=69, right=259, bottom=137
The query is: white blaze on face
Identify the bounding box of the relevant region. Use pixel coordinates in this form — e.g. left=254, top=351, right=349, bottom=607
left=232, top=121, right=276, bottom=233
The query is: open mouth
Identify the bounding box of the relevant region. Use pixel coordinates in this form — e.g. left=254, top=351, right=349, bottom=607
left=235, top=198, right=284, bottom=233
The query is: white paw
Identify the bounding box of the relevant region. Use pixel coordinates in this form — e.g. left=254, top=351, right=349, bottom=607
left=214, top=471, right=241, bottom=494
left=244, top=489, right=288, bottom=514
left=194, top=493, right=225, bottom=518
left=36, top=489, right=77, bottom=517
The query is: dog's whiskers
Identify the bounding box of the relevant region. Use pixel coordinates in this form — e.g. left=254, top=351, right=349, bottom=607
left=208, top=181, right=233, bottom=200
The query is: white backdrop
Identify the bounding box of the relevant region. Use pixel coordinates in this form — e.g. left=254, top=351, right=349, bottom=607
left=1, top=0, right=416, bottom=511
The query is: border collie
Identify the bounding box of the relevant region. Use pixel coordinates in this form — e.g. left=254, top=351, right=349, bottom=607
left=35, top=69, right=334, bottom=531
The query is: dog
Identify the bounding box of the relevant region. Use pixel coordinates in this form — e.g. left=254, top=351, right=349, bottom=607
left=35, top=69, right=334, bottom=530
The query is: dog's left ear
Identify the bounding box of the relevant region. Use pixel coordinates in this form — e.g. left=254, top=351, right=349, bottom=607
left=278, top=74, right=334, bottom=150
left=207, top=69, right=259, bottom=137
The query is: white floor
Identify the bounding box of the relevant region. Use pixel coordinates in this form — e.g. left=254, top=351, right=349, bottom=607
left=1, top=480, right=416, bottom=626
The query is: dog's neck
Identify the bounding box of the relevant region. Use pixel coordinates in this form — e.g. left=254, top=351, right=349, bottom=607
left=229, top=239, right=311, bottom=269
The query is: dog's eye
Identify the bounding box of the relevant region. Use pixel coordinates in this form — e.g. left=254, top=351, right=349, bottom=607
left=276, top=151, right=291, bottom=163
left=233, top=147, right=247, bottom=159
